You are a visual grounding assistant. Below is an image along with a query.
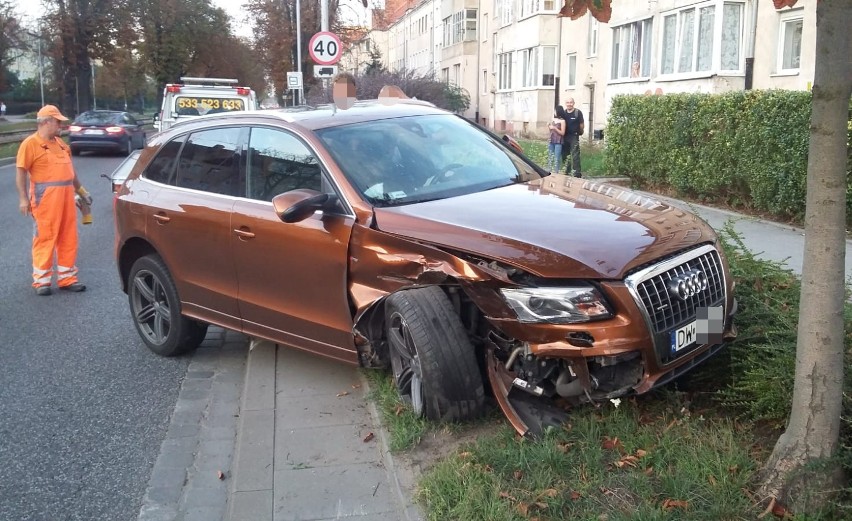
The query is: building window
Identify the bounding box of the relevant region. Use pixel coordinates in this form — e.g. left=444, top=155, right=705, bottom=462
left=661, top=1, right=744, bottom=75
left=721, top=2, right=743, bottom=70
left=566, top=53, right=577, bottom=87
left=521, top=48, right=538, bottom=87
left=778, top=14, right=803, bottom=72
left=520, top=0, right=557, bottom=18
left=483, top=69, right=489, bottom=93
left=453, top=11, right=464, bottom=43
left=482, top=15, right=488, bottom=42
left=442, top=68, right=449, bottom=83
left=453, top=64, right=461, bottom=85
left=588, top=18, right=598, bottom=57
left=542, top=46, right=555, bottom=85
left=465, top=9, right=478, bottom=41
left=443, top=17, right=451, bottom=47
left=520, top=46, right=556, bottom=87
left=611, top=18, right=653, bottom=79
left=501, top=0, right=513, bottom=26
left=498, top=52, right=513, bottom=90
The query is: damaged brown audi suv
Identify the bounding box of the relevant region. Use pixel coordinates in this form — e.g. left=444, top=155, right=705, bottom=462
left=114, top=99, right=736, bottom=436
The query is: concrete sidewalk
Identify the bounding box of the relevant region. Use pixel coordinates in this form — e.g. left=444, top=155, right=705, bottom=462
left=226, top=342, right=422, bottom=521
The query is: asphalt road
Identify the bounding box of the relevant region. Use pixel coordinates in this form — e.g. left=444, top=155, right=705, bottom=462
left=0, top=152, right=190, bottom=520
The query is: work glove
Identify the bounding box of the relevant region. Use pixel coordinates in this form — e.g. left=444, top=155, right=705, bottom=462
left=76, top=186, right=93, bottom=206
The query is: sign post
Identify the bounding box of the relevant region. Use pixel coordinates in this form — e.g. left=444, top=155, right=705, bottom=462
left=287, top=72, right=303, bottom=106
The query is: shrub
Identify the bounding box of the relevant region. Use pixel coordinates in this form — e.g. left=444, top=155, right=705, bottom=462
left=605, top=91, right=852, bottom=224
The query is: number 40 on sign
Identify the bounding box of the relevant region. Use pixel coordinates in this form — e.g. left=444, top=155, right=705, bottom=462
left=309, top=32, right=342, bottom=66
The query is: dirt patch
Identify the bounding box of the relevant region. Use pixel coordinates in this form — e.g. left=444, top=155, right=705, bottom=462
left=399, top=417, right=505, bottom=475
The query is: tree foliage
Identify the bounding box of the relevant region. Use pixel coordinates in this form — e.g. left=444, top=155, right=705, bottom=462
left=247, top=0, right=340, bottom=105
left=0, top=0, right=25, bottom=94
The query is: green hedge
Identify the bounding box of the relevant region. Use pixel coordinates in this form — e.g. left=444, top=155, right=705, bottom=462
left=604, top=91, right=852, bottom=224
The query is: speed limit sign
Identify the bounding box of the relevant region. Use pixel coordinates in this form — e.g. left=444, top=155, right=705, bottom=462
left=309, top=31, right=342, bottom=66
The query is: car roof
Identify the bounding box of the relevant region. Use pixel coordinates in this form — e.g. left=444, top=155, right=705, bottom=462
left=167, top=99, right=446, bottom=131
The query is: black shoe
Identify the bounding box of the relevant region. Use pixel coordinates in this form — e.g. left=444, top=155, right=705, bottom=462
left=59, top=283, right=86, bottom=292
left=574, top=173, right=583, bottom=178
left=35, top=286, right=52, bottom=296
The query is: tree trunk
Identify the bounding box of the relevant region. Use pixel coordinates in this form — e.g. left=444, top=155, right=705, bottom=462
left=758, top=0, right=852, bottom=513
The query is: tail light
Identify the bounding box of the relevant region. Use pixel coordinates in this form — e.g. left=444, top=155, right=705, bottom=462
left=166, top=85, right=182, bottom=93
left=236, top=87, right=250, bottom=96
left=105, top=126, right=125, bottom=134
left=68, top=125, right=82, bottom=132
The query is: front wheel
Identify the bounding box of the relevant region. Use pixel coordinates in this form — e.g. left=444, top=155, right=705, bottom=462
left=128, top=254, right=208, bottom=356
left=384, top=287, right=485, bottom=422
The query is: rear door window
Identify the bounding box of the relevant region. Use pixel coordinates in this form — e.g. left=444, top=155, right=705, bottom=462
left=143, top=135, right=185, bottom=185
left=245, top=127, right=322, bottom=201
left=175, top=127, right=243, bottom=196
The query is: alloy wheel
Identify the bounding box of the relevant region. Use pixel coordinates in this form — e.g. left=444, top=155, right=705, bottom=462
left=387, top=311, right=424, bottom=415
left=130, top=268, right=172, bottom=346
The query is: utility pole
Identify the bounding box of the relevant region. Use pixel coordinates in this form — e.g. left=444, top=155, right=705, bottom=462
left=296, top=0, right=302, bottom=105
left=92, top=61, right=97, bottom=110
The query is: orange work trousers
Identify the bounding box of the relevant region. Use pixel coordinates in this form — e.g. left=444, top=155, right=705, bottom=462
left=31, top=181, right=79, bottom=288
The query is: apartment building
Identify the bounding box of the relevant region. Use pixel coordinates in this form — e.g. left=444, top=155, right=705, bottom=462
left=341, top=0, right=816, bottom=137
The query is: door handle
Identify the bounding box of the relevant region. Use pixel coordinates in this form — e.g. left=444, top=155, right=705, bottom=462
left=153, top=213, right=170, bottom=223
left=233, top=228, right=256, bottom=239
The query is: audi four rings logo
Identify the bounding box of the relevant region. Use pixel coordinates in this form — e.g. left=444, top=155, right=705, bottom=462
left=667, top=269, right=709, bottom=301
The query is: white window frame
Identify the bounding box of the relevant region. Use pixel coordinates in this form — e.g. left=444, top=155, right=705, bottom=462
left=566, top=53, right=577, bottom=88
left=453, top=11, right=464, bottom=44
left=588, top=18, right=598, bottom=57
left=611, top=17, right=653, bottom=80
left=519, top=45, right=556, bottom=88
left=481, top=14, right=488, bottom=42
left=521, top=48, right=539, bottom=87
left=777, top=11, right=804, bottom=73
left=465, top=9, right=478, bottom=41
left=453, top=64, right=461, bottom=85
left=498, top=52, right=513, bottom=90
left=501, top=0, right=513, bottom=26
left=519, top=0, right=557, bottom=19
left=442, top=16, right=451, bottom=47
left=659, top=0, right=746, bottom=77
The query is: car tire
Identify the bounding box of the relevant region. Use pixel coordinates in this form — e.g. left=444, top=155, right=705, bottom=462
left=140, top=133, right=147, bottom=149
left=384, top=286, right=485, bottom=422
left=71, top=147, right=80, bottom=156
left=128, top=254, right=208, bottom=357
left=124, top=138, right=133, bottom=156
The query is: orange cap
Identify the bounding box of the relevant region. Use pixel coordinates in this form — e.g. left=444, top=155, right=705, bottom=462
left=37, top=105, right=69, bottom=121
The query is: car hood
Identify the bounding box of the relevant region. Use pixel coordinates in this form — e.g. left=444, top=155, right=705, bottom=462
left=372, top=176, right=717, bottom=279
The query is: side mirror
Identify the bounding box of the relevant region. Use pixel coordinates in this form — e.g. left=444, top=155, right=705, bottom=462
left=272, top=189, right=337, bottom=223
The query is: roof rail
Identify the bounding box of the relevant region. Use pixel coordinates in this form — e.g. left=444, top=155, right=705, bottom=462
left=179, top=77, right=239, bottom=85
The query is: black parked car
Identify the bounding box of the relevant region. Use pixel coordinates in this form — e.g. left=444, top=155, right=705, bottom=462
left=68, top=110, right=147, bottom=156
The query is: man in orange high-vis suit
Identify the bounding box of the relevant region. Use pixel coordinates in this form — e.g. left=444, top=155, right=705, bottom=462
left=16, top=105, right=91, bottom=296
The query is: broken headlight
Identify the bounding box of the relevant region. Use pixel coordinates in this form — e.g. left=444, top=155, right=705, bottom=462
left=500, top=285, right=612, bottom=324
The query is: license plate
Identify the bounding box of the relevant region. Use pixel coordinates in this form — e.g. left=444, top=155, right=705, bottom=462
left=670, top=320, right=697, bottom=353
left=84, top=129, right=104, bottom=135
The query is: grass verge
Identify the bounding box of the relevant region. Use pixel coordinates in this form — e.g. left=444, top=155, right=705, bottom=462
left=418, top=395, right=760, bottom=521
left=517, top=138, right=608, bottom=177
left=362, top=368, right=430, bottom=452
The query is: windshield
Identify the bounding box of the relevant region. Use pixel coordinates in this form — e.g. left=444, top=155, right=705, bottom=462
left=315, top=114, right=545, bottom=207
left=173, top=96, right=246, bottom=116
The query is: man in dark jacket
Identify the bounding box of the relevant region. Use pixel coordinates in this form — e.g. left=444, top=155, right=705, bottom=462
left=556, top=97, right=584, bottom=178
